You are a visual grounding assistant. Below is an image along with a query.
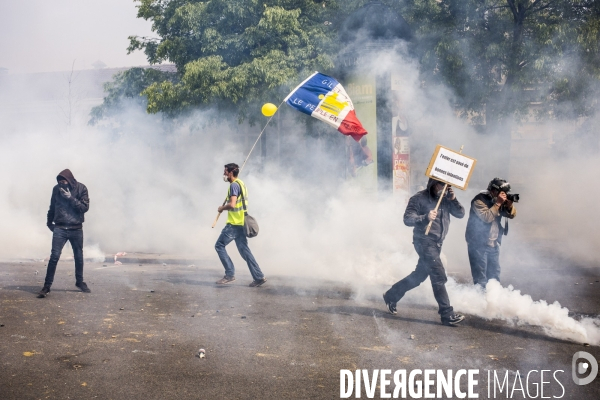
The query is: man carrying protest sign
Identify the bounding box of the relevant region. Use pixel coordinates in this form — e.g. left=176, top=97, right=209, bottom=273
left=465, top=178, right=517, bottom=288
left=383, top=178, right=466, bottom=326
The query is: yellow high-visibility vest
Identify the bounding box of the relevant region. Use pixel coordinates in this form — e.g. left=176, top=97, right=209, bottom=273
left=226, top=179, right=247, bottom=226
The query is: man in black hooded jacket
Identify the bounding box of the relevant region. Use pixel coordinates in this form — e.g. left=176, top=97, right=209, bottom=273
left=38, top=169, right=90, bottom=298
left=383, top=178, right=466, bottom=326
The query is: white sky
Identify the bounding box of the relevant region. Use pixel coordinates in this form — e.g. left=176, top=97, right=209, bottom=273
left=0, top=0, right=156, bottom=74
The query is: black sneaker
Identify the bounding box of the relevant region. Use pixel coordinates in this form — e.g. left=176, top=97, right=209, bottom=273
left=37, top=286, right=51, bottom=298
left=441, top=313, right=465, bottom=326
left=383, top=293, right=397, bottom=315
left=249, top=278, right=267, bottom=287
left=76, top=282, right=91, bottom=293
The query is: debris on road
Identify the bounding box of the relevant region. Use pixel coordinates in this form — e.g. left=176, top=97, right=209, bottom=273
left=409, top=335, right=415, bottom=340
left=162, top=263, right=167, bottom=266
left=197, top=349, right=206, bottom=359
left=114, top=252, right=127, bottom=264
left=241, top=316, right=247, bottom=319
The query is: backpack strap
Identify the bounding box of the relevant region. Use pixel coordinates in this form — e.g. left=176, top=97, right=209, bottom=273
left=236, top=181, right=249, bottom=216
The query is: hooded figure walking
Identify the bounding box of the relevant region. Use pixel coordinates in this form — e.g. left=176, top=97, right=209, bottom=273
left=383, top=178, right=466, bottom=326
left=38, top=169, right=90, bottom=298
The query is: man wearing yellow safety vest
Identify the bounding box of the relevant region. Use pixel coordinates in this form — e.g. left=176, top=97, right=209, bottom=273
left=215, top=163, right=266, bottom=287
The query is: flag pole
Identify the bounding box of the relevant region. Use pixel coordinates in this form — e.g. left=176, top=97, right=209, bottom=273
left=211, top=100, right=286, bottom=228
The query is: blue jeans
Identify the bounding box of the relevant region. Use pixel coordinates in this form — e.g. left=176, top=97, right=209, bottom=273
left=468, top=243, right=501, bottom=287
left=44, top=228, right=84, bottom=287
left=385, top=239, right=454, bottom=319
left=215, top=224, right=264, bottom=281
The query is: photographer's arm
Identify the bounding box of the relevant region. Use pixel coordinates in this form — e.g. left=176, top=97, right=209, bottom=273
left=473, top=199, right=500, bottom=223
left=501, top=202, right=517, bottom=219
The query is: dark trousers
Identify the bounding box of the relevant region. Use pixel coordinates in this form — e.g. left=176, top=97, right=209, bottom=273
left=385, top=239, right=454, bottom=319
left=215, top=224, right=264, bottom=281
left=44, top=228, right=84, bottom=287
left=468, top=243, right=500, bottom=287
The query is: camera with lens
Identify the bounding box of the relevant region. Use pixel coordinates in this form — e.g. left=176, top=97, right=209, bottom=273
left=489, top=178, right=519, bottom=203
left=506, top=193, right=520, bottom=203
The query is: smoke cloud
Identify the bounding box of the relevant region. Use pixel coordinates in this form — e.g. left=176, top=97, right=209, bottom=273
left=0, top=36, right=598, bottom=346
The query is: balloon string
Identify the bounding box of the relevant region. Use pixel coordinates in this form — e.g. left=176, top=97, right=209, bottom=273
left=239, top=99, right=286, bottom=174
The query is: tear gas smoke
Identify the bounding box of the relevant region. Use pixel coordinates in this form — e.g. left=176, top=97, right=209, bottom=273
left=0, top=44, right=598, bottom=346
left=447, top=280, right=600, bottom=345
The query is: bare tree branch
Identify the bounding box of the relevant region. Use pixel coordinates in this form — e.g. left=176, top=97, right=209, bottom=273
left=527, top=0, right=559, bottom=13
left=505, top=0, right=519, bottom=19
left=530, top=1, right=559, bottom=14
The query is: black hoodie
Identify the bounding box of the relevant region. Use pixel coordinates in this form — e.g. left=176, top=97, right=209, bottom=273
left=403, top=178, right=465, bottom=244
left=47, top=169, right=90, bottom=228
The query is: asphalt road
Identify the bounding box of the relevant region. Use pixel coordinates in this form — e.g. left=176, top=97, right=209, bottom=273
left=0, top=259, right=599, bottom=399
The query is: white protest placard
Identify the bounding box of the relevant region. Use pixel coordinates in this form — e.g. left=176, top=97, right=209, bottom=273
left=425, top=145, right=477, bottom=190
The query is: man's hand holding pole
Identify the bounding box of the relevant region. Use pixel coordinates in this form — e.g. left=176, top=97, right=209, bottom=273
left=427, top=210, right=438, bottom=221
left=212, top=200, right=227, bottom=228
left=425, top=183, right=448, bottom=235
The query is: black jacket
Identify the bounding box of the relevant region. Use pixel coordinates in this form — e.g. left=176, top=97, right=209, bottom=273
left=404, top=178, right=465, bottom=244
left=47, top=169, right=89, bottom=229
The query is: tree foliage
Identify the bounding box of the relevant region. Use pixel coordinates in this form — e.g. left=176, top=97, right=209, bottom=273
left=397, top=0, right=600, bottom=121
left=89, top=67, right=176, bottom=124
left=127, top=0, right=343, bottom=120
left=94, top=0, right=600, bottom=124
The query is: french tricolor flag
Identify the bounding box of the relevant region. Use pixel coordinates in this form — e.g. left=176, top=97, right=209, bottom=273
left=284, top=72, right=368, bottom=142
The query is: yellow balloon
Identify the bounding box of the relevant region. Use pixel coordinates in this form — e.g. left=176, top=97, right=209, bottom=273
left=261, top=103, right=278, bottom=117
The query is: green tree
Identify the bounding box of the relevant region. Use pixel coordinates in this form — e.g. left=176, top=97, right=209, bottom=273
left=96, top=1, right=600, bottom=126
left=89, top=67, right=176, bottom=125
left=128, top=0, right=344, bottom=120
left=398, top=0, right=600, bottom=122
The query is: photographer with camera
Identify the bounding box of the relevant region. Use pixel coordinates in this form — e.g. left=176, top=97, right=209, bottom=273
left=465, top=178, right=517, bottom=288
